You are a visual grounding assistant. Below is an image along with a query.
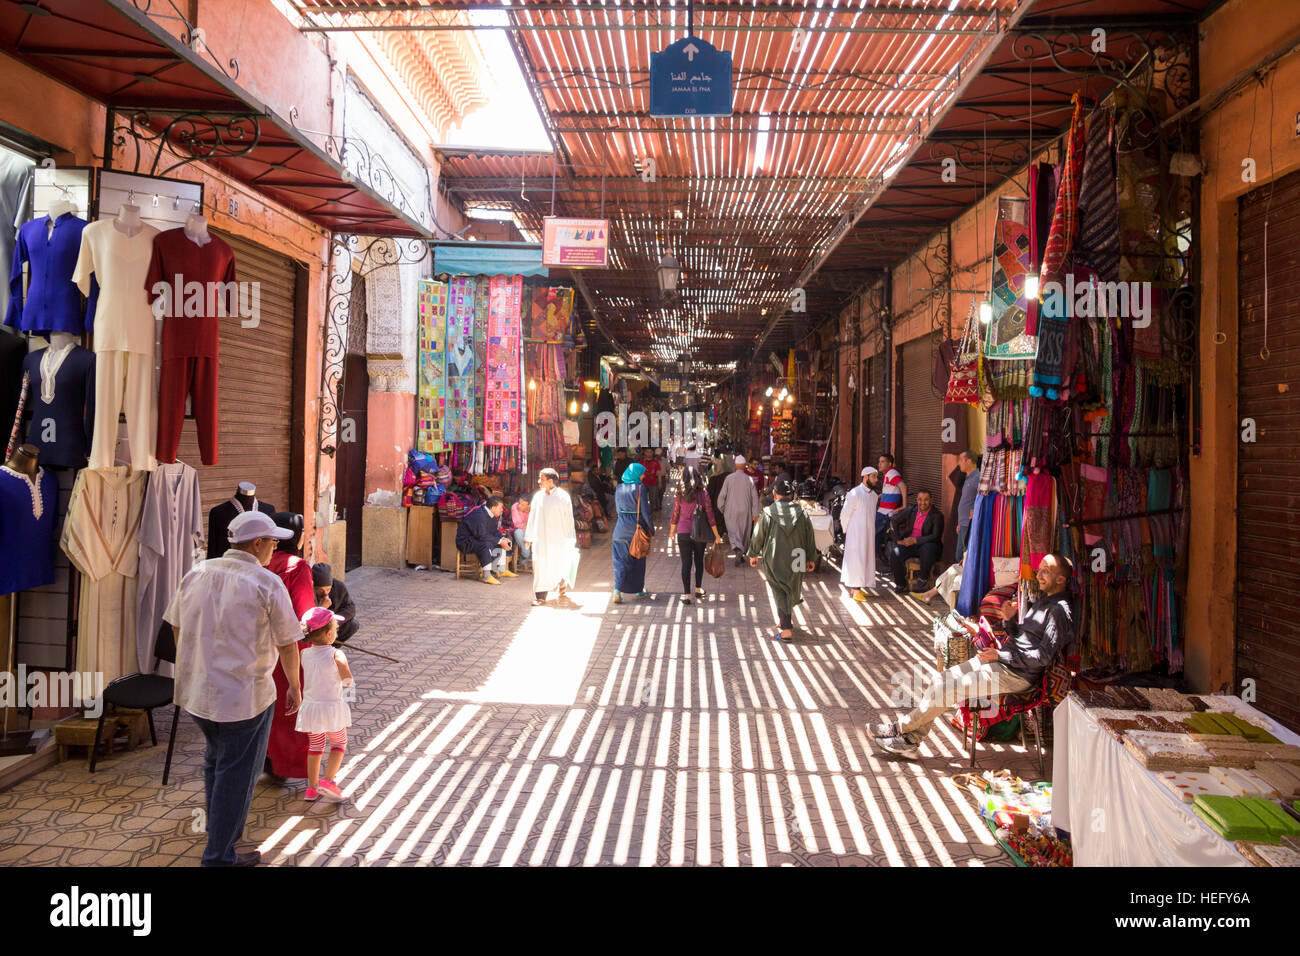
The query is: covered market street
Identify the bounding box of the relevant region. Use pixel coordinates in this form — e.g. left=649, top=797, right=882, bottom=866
left=0, top=517, right=1033, bottom=867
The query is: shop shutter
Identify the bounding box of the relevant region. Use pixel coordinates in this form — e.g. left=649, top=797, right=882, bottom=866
left=175, top=231, right=298, bottom=521
left=1237, top=168, right=1300, bottom=731
left=899, top=335, right=943, bottom=503
left=863, top=351, right=885, bottom=463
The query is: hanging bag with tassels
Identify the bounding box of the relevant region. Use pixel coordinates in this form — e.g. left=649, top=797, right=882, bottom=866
left=945, top=301, right=984, bottom=406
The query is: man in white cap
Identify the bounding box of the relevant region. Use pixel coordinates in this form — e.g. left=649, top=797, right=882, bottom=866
left=164, top=510, right=304, bottom=866
left=840, top=466, right=880, bottom=601
left=717, top=453, right=761, bottom=565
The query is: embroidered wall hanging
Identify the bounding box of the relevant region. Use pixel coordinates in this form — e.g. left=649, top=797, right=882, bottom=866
left=485, top=275, right=523, bottom=447
left=444, top=276, right=477, bottom=444
left=417, top=279, right=447, bottom=453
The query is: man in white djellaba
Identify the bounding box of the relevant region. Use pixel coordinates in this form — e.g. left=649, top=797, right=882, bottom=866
left=840, top=466, right=880, bottom=601
left=524, top=467, right=577, bottom=606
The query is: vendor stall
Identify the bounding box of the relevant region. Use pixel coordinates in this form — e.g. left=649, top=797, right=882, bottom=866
left=1053, top=690, right=1300, bottom=866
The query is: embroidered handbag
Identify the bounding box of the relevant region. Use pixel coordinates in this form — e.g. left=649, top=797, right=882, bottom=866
left=629, top=486, right=652, bottom=559
left=945, top=302, right=983, bottom=406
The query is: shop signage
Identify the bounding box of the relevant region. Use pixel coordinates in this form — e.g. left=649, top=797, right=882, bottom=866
left=542, top=217, right=610, bottom=267
left=650, top=36, right=733, bottom=118
left=660, top=377, right=681, bottom=393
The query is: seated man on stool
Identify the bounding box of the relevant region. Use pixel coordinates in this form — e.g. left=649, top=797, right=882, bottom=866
left=887, top=490, right=944, bottom=595
left=868, top=553, right=1075, bottom=758
left=456, top=496, right=517, bottom=586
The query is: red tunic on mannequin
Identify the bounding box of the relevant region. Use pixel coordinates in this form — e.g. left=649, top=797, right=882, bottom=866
left=266, top=550, right=315, bottom=777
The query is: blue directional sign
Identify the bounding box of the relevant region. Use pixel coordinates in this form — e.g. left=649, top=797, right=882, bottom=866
left=649, top=35, right=733, bottom=118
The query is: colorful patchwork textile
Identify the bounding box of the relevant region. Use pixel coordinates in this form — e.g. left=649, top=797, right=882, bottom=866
left=444, top=277, right=477, bottom=444
left=485, top=275, right=523, bottom=447
left=986, top=197, right=1036, bottom=359
left=416, top=279, right=447, bottom=453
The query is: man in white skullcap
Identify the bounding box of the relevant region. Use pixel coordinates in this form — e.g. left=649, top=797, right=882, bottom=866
left=717, top=453, right=761, bottom=565
left=840, top=466, right=880, bottom=601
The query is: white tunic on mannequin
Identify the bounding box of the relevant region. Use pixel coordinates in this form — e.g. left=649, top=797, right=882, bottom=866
left=136, top=461, right=203, bottom=675
left=524, top=486, right=576, bottom=593
left=839, top=483, right=878, bottom=590
left=61, top=466, right=148, bottom=684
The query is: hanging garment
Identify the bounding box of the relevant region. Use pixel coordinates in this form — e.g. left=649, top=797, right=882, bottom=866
left=146, top=228, right=235, bottom=466
left=89, top=350, right=157, bottom=471
left=1021, top=473, right=1056, bottom=579
left=0, top=150, right=33, bottom=320
left=839, top=482, right=878, bottom=590
left=0, top=464, right=58, bottom=595
left=986, top=197, right=1036, bottom=360
left=135, top=461, right=203, bottom=674
left=957, top=491, right=996, bottom=617
left=7, top=213, right=95, bottom=335
left=61, top=466, right=148, bottom=684
left=73, top=219, right=158, bottom=353
left=22, top=343, right=95, bottom=468
left=1075, top=107, right=1120, bottom=282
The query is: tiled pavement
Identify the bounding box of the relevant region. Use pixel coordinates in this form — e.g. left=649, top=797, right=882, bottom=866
left=0, top=505, right=1042, bottom=866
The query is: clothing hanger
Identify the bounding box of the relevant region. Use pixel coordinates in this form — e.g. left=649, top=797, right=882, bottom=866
left=46, top=184, right=75, bottom=220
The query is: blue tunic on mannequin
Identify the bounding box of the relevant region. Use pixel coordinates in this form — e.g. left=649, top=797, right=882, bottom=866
left=0, top=464, right=57, bottom=595
left=5, top=213, right=96, bottom=335
left=22, top=344, right=95, bottom=469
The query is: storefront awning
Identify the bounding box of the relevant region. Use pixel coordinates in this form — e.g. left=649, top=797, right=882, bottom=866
left=432, top=242, right=547, bottom=279
left=0, top=0, right=432, bottom=238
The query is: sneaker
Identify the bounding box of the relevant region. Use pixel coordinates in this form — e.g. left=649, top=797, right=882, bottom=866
left=304, top=787, right=320, bottom=801
left=695, top=587, right=705, bottom=597
left=482, top=574, right=503, bottom=586
left=317, top=779, right=345, bottom=802
left=498, top=569, right=519, bottom=579
left=876, top=735, right=920, bottom=759
left=865, top=721, right=898, bottom=740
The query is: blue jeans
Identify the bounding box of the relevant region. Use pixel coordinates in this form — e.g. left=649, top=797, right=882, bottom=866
left=956, top=525, right=969, bottom=562
left=513, top=528, right=531, bottom=560
left=190, top=704, right=275, bottom=866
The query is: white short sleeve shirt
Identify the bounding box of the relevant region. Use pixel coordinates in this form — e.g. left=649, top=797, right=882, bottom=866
left=72, top=220, right=159, bottom=356
left=165, top=549, right=303, bottom=722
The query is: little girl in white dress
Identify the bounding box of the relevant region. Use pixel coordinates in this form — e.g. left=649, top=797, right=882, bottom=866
left=297, top=606, right=354, bottom=802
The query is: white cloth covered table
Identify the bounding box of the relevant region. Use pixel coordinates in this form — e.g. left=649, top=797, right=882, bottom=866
left=1052, top=695, right=1300, bottom=866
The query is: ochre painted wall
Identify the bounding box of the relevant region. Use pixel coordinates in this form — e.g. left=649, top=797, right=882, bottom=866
left=1185, top=0, right=1300, bottom=693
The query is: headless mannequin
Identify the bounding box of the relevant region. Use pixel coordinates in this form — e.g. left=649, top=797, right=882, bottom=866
left=207, top=480, right=276, bottom=559
left=46, top=198, right=75, bottom=224
left=184, top=211, right=210, bottom=247
left=47, top=331, right=76, bottom=351
left=233, top=481, right=256, bottom=510
left=114, top=202, right=143, bottom=238
left=4, top=443, right=38, bottom=478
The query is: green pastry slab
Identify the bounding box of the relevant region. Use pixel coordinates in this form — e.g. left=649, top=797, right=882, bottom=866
left=1193, top=804, right=1275, bottom=843
left=1221, top=715, right=1280, bottom=744
left=1188, top=713, right=1235, bottom=735
left=1194, top=795, right=1275, bottom=842
left=1241, top=797, right=1300, bottom=837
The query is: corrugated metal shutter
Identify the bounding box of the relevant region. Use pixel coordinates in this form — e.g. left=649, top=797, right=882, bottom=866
left=900, top=335, right=943, bottom=501
left=1237, top=168, right=1300, bottom=732
left=174, top=231, right=297, bottom=520
left=863, top=351, right=885, bottom=462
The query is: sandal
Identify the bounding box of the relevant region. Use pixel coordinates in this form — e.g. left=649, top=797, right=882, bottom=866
left=612, top=592, right=622, bottom=604
left=682, top=594, right=692, bottom=605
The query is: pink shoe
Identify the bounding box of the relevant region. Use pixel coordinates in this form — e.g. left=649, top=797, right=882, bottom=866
left=304, top=787, right=320, bottom=801
left=317, top=779, right=345, bottom=803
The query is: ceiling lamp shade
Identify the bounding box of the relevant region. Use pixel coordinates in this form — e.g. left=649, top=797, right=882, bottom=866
left=657, top=254, right=681, bottom=293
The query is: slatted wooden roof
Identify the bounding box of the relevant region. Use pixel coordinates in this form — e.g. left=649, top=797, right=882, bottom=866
left=300, top=0, right=1217, bottom=376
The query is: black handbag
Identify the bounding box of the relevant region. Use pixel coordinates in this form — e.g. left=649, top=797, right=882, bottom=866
left=689, top=493, right=713, bottom=544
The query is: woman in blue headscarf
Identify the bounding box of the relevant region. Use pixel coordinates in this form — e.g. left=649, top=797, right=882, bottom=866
left=611, top=461, right=655, bottom=603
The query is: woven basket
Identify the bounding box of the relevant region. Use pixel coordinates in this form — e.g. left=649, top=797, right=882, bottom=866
left=933, top=611, right=977, bottom=671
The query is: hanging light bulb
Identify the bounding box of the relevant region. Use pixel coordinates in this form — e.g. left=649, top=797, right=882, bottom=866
left=582, top=402, right=590, bottom=413
left=765, top=387, right=774, bottom=397
left=979, top=301, right=993, bottom=324
left=569, top=399, right=578, bottom=414
left=785, top=394, right=793, bottom=404
left=528, top=378, right=536, bottom=391
left=1023, top=274, right=1040, bottom=301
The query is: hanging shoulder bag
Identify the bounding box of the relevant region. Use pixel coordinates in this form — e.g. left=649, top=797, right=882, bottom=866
left=629, top=485, right=652, bottom=559
left=690, top=492, right=714, bottom=544
left=945, top=301, right=984, bottom=406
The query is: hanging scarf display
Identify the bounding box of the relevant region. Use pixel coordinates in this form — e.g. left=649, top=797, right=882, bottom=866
left=444, top=277, right=477, bottom=444
left=1025, top=162, right=1057, bottom=338
left=528, top=285, right=575, bottom=343
left=957, top=491, right=997, bottom=617
left=985, top=197, right=1036, bottom=359
left=1021, top=473, right=1055, bottom=579
left=416, top=279, right=447, bottom=453
left=484, top=275, right=523, bottom=447
left=473, top=277, right=489, bottom=438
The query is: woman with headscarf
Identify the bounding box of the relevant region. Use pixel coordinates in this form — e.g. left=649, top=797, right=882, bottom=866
left=611, top=461, right=655, bottom=603
left=265, top=512, right=315, bottom=780
left=747, top=478, right=816, bottom=641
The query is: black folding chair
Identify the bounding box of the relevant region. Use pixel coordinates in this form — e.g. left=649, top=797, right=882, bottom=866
left=89, top=622, right=182, bottom=784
